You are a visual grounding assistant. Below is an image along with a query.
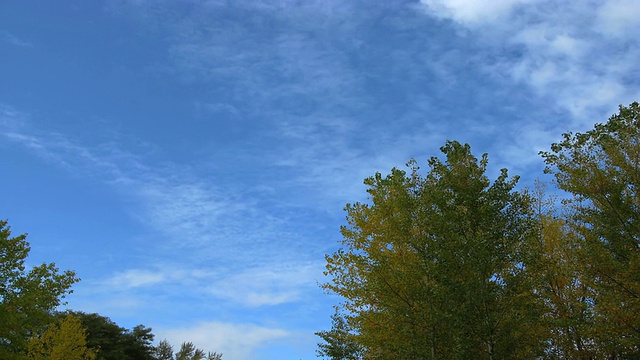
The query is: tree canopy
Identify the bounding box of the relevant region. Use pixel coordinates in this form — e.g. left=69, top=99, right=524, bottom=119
left=323, top=141, right=543, bottom=359
left=319, top=102, right=640, bottom=359
left=62, top=311, right=156, bottom=360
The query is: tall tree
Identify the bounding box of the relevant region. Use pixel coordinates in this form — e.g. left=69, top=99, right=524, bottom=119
left=126, top=325, right=155, bottom=360
left=0, top=220, right=79, bottom=359
left=541, top=102, right=640, bottom=356
left=323, top=141, right=544, bottom=359
left=27, top=314, right=97, bottom=360
left=324, top=159, right=441, bottom=358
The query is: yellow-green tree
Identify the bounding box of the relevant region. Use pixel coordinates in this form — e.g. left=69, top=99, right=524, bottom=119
left=27, top=315, right=97, bottom=360
left=323, top=141, right=545, bottom=359
left=528, top=185, right=596, bottom=359
left=541, top=102, right=640, bottom=356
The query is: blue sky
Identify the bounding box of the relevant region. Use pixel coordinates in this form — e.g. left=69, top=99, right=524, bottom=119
left=1, top=0, right=639, bottom=359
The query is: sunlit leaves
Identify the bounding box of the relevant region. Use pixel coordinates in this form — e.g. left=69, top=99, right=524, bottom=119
left=27, top=315, right=97, bottom=360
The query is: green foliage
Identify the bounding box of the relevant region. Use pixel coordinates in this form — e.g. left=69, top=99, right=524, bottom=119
left=154, top=340, right=174, bottom=360
left=175, top=342, right=197, bottom=360
left=323, top=141, right=544, bottom=359
left=27, top=314, right=97, bottom=360
left=156, top=340, right=222, bottom=360
left=55, top=312, right=223, bottom=360
left=320, top=103, right=640, bottom=359
left=0, top=220, right=79, bottom=359
left=64, top=311, right=155, bottom=360
left=316, top=310, right=363, bottom=360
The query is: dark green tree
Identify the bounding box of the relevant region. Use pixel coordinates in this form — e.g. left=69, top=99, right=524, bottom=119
left=0, top=220, right=79, bottom=359
left=422, top=142, right=544, bottom=359
left=126, top=325, right=155, bottom=360
left=64, top=311, right=155, bottom=360
left=316, top=310, right=363, bottom=360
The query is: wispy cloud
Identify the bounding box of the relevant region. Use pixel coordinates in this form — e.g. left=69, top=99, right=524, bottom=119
left=103, top=268, right=168, bottom=289
left=6, top=2, right=638, bottom=358
left=95, top=260, right=322, bottom=307
left=1, top=31, right=33, bottom=48
left=0, top=104, right=327, bottom=319
left=1, top=107, right=305, bottom=260
left=125, top=1, right=473, bottom=211
left=205, top=262, right=321, bottom=307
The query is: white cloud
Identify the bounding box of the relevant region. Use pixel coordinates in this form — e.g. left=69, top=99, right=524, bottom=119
left=419, top=0, right=640, bottom=121
left=595, top=0, right=640, bottom=36
left=157, top=321, right=289, bottom=360
left=419, top=0, right=535, bottom=25
left=104, top=269, right=168, bottom=288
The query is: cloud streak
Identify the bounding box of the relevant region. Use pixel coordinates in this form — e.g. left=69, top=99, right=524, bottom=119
left=94, top=260, right=322, bottom=307
left=0, top=106, right=315, bottom=265
left=1, top=31, right=33, bottom=48
left=0, top=105, right=326, bottom=311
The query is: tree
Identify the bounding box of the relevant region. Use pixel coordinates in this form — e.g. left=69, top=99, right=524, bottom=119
left=205, top=353, right=223, bottom=360
left=324, top=159, right=444, bottom=359
left=26, top=314, right=97, bottom=360
left=420, top=142, right=544, bottom=359
left=527, top=184, right=596, bottom=359
left=541, top=102, right=640, bottom=356
left=0, top=220, right=79, bottom=359
left=126, top=325, right=155, bottom=360
left=64, top=311, right=155, bottom=360
left=323, top=141, right=545, bottom=359
left=62, top=313, right=223, bottom=360
left=154, top=340, right=173, bottom=360
left=316, top=309, right=363, bottom=360
left=156, top=340, right=222, bottom=360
